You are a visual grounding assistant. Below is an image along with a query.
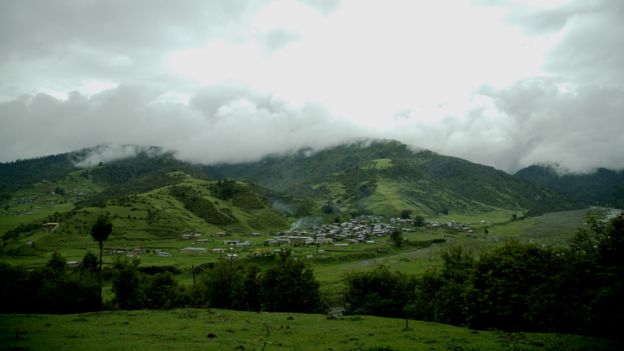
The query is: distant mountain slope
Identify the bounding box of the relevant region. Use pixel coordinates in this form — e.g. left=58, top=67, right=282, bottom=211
left=0, top=147, right=291, bottom=243
left=0, top=140, right=580, bottom=225
left=515, top=165, right=624, bottom=208
left=0, top=146, right=202, bottom=197
left=1, top=173, right=288, bottom=252
left=0, top=152, right=80, bottom=194
left=205, top=140, right=578, bottom=217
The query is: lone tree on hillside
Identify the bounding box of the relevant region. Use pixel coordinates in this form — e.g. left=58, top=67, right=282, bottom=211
left=400, top=209, right=412, bottom=219
left=391, top=229, right=403, bottom=248
left=91, top=214, right=113, bottom=272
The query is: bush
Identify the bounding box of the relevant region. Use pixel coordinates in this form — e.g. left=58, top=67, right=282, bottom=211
left=344, top=265, right=415, bottom=318
left=0, top=253, right=100, bottom=313
left=260, top=251, right=322, bottom=313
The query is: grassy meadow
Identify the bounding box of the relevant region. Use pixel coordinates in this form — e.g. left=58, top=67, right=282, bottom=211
left=1, top=309, right=617, bottom=351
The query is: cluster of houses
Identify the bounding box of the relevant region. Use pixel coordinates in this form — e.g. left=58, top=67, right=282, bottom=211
left=263, top=218, right=397, bottom=246
left=172, top=215, right=482, bottom=256
left=107, top=247, right=145, bottom=257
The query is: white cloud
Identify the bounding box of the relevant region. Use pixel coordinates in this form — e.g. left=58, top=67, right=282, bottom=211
left=1, top=0, right=623, bottom=174
left=0, top=83, right=366, bottom=165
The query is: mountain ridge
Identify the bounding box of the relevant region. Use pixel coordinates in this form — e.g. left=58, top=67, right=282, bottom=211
left=515, top=164, right=624, bottom=208
left=204, top=140, right=579, bottom=217
left=1, top=140, right=581, bottom=222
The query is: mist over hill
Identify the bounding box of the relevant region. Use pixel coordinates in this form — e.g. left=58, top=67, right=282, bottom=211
left=204, top=140, right=579, bottom=217
left=0, top=140, right=581, bottom=219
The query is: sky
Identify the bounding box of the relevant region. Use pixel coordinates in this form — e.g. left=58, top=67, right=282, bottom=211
left=1, top=0, right=623, bottom=173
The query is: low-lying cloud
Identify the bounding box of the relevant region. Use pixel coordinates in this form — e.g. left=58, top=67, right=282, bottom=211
left=0, top=83, right=366, bottom=166
left=74, top=144, right=167, bottom=168
left=1, top=0, right=624, bottom=175
left=2, top=79, right=623, bottom=174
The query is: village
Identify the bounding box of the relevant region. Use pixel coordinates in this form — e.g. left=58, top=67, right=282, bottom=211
left=109, top=215, right=481, bottom=259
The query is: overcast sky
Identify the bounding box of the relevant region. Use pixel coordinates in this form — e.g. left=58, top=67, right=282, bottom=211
left=1, top=0, right=623, bottom=173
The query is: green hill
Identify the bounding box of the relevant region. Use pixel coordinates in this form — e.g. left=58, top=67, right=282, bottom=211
left=515, top=165, right=624, bottom=208
left=1, top=141, right=579, bottom=223
left=0, top=167, right=289, bottom=258
left=205, top=140, right=579, bottom=218
left=0, top=140, right=582, bottom=255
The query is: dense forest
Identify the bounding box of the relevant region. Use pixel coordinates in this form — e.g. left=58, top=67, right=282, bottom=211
left=516, top=165, right=624, bottom=209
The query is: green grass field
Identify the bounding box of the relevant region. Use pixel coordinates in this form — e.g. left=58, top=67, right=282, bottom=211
left=0, top=309, right=617, bottom=351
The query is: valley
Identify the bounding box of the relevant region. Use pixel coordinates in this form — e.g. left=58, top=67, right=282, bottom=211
left=1, top=141, right=622, bottom=350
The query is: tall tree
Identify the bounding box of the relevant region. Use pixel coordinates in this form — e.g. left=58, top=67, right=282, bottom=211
left=91, top=214, right=112, bottom=303
left=90, top=214, right=113, bottom=271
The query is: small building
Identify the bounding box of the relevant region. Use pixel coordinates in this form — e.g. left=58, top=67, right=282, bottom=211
left=289, top=236, right=314, bottom=246
left=42, top=222, right=59, bottom=231
left=155, top=250, right=171, bottom=257
left=276, top=238, right=292, bottom=245
left=236, top=241, right=251, bottom=248
left=316, top=237, right=333, bottom=244
left=180, top=233, right=202, bottom=240
left=180, top=247, right=207, bottom=254
left=212, top=248, right=225, bottom=254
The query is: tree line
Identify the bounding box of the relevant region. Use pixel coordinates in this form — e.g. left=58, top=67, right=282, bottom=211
left=343, top=214, right=624, bottom=338
left=108, top=250, right=322, bottom=312
left=0, top=250, right=322, bottom=314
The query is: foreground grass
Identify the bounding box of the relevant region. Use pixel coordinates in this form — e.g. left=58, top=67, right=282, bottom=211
left=0, top=309, right=617, bottom=351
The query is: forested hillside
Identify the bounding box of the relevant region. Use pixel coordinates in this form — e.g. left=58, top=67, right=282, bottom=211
left=205, top=140, right=579, bottom=217
left=516, top=165, right=624, bottom=208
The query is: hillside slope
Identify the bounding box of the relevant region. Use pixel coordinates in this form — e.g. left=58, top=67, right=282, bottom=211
left=0, top=141, right=580, bottom=230
left=515, top=165, right=624, bottom=208
left=205, top=140, right=579, bottom=217
left=0, top=168, right=289, bottom=255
